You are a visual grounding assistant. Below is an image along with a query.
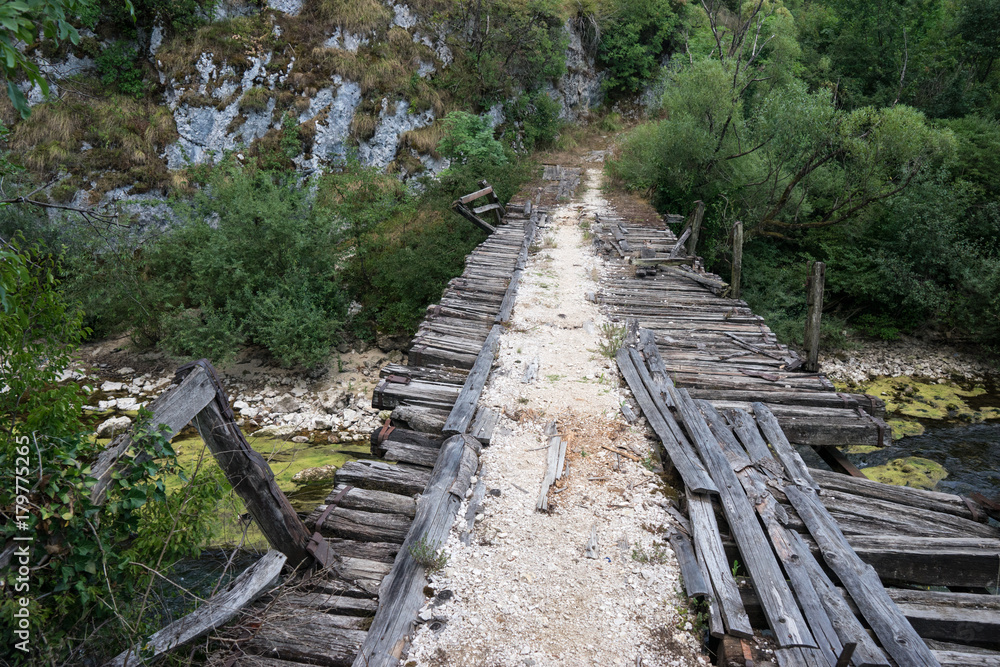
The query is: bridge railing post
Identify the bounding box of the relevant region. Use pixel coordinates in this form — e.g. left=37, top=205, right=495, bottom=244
left=804, top=261, right=826, bottom=372
left=731, top=221, right=743, bottom=300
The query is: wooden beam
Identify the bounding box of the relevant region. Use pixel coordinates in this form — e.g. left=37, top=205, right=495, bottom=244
left=442, top=324, right=501, bottom=436
left=804, top=261, right=826, bottom=372
left=687, top=200, right=705, bottom=256
left=731, top=221, right=743, bottom=300
left=785, top=485, right=941, bottom=666
left=352, top=435, right=481, bottom=667
left=192, top=398, right=314, bottom=568
left=108, top=551, right=286, bottom=667
left=90, top=364, right=216, bottom=504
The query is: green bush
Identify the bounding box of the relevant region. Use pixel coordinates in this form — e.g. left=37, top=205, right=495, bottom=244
left=95, top=41, right=147, bottom=98
left=505, top=91, right=563, bottom=151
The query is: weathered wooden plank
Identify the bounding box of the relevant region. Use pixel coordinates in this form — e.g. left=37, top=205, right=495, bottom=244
left=668, top=388, right=813, bottom=648
left=667, top=529, right=711, bottom=599
left=308, top=486, right=416, bottom=521
left=470, top=408, right=500, bottom=445
left=752, top=402, right=820, bottom=490
left=193, top=397, right=314, bottom=567
left=240, top=612, right=367, bottom=666
left=788, top=530, right=890, bottom=667
left=686, top=489, right=754, bottom=638
left=335, top=460, right=431, bottom=497
left=443, top=324, right=502, bottom=436
left=844, top=536, right=1000, bottom=589
left=785, top=485, right=941, bottom=666
left=352, top=435, right=481, bottom=667
left=887, top=589, right=1000, bottom=645
left=809, top=468, right=986, bottom=522
left=91, top=364, right=216, bottom=503
left=615, top=347, right=717, bottom=493
left=311, top=507, right=412, bottom=544
left=110, top=551, right=286, bottom=667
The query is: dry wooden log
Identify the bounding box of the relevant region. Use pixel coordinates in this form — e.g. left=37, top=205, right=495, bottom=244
left=309, top=486, right=416, bottom=521
left=311, top=507, right=412, bottom=544
left=108, top=551, right=286, bottom=667
left=461, top=474, right=487, bottom=545
left=390, top=405, right=449, bottom=434
left=843, top=536, right=1000, bottom=589
left=352, top=435, right=481, bottom=667
left=323, top=538, right=400, bottom=564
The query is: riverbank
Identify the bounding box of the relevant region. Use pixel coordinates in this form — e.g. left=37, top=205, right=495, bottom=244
left=819, top=336, right=996, bottom=387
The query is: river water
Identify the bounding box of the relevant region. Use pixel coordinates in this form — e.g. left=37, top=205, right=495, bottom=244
left=846, top=421, right=1000, bottom=498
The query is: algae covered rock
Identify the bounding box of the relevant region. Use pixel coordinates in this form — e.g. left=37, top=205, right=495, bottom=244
left=862, top=457, right=947, bottom=490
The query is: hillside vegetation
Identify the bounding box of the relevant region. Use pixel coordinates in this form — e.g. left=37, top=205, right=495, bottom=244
left=608, top=0, right=1000, bottom=349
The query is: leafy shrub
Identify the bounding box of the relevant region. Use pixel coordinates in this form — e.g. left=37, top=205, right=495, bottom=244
left=96, top=41, right=147, bottom=98
left=438, top=111, right=507, bottom=166
left=0, top=242, right=223, bottom=663
left=505, top=91, right=563, bottom=151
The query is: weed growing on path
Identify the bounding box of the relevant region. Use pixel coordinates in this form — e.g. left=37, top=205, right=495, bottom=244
left=410, top=537, right=448, bottom=574
left=596, top=322, right=626, bottom=358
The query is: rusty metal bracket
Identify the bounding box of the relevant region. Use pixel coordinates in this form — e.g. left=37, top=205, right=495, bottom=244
left=377, top=417, right=396, bottom=444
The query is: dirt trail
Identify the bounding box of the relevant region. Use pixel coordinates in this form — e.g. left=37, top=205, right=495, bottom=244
left=406, top=168, right=707, bottom=667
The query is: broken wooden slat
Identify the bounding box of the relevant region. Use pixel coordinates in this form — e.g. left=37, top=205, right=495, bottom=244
left=109, top=550, right=286, bottom=667
left=785, top=485, right=941, bottom=666
left=668, top=386, right=814, bottom=648
left=615, top=347, right=717, bottom=493
left=686, top=488, right=754, bottom=638
left=752, top=402, right=820, bottom=490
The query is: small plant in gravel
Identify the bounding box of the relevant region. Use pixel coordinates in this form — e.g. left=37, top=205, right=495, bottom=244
left=632, top=544, right=671, bottom=564
left=409, top=537, right=448, bottom=574
left=676, top=598, right=711, bottom=637
left=596, top=322, right=626, bottom=358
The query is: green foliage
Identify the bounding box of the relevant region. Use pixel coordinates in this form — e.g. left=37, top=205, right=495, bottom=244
left=0, top=240, right=224, bottom=664
left=596, top=322, right=626, bottom=358
left=0, top=240, right=86, bottom=440
left=505, top=91, right=563, bottom=151
left=443, top=0, right=568, bottom=105
left=597, top=0, right=678, bottom=94
left=438, top=111, right=507, bottom=166
left=0, top=0, right=102, bottom=117
left=95, top=40, right=147, bottom=98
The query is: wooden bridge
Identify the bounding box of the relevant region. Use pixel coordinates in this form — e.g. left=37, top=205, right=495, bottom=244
left=107, top=166, right=999, bottom=667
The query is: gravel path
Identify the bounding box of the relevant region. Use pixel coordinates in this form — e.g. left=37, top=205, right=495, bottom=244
left=405, top=169, right=707, bottom=667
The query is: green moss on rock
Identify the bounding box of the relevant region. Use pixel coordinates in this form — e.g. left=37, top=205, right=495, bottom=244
left=862, top=457, right=948, bottom=490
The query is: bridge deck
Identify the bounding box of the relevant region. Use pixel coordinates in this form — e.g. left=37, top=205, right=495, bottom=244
left=204, top=165, right=1000, bottom=667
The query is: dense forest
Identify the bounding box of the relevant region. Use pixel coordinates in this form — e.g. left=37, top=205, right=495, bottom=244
left=1, top=0, right=999, bottom=663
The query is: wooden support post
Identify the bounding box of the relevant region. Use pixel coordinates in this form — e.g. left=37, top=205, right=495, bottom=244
left=192, top=399, right=315, bottom=568
left=687, top=200, right=705, bottom=257
left=731, top=221, right=743, bottom=300
left=804, top=261, right=826, bottom=372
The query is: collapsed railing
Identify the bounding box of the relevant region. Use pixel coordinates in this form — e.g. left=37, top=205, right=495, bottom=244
left=91, top=359, right=333, bottom=666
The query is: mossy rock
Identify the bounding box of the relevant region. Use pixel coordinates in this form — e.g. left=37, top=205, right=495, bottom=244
left=843, top=444, right=881, bottom=455
left=856, top=376, right=988, bottom=421
left=888, top=419, right=926, bottom=439
left=862, top=457, right=948, bottom=490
